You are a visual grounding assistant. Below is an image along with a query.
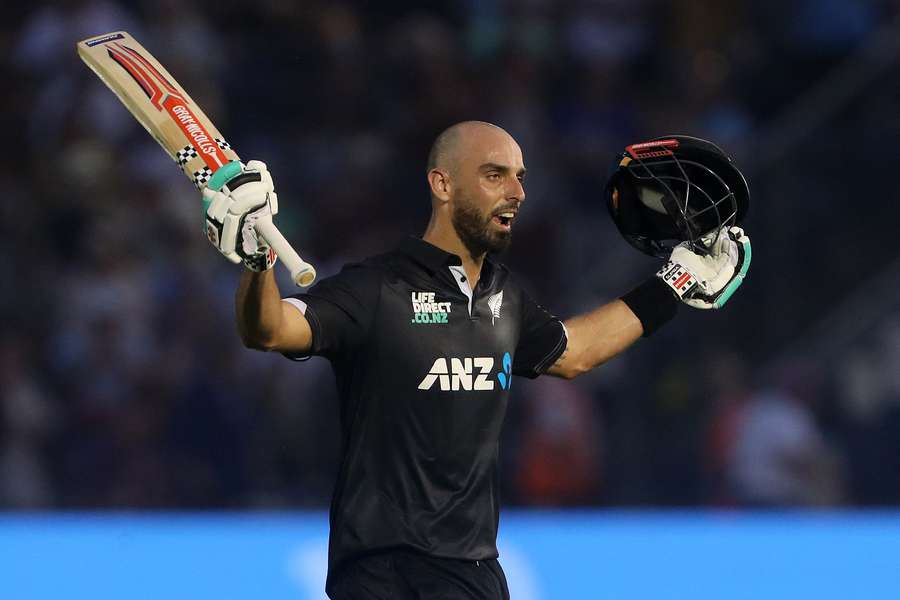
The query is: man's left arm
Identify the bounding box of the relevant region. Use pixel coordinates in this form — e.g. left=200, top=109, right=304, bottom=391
left=546, top=300, right=644, bottom=379
left=546, top=226, right=751, bottom=379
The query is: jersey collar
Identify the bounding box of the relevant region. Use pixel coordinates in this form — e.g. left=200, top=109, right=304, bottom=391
left=399, top=236, right=462, bottom=273
left=399, top=236, right=498, bottom=283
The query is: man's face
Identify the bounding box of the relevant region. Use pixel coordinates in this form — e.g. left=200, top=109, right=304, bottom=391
left=449, top=129, right=526, bottom=256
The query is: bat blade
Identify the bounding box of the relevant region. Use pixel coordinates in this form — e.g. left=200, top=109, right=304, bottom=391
left=76, top=31, right=316, bottom=286
left=77, top=31, right=239, bottom=189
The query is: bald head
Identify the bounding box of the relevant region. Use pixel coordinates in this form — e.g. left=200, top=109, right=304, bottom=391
left=426, top=121, right=513, bottom=175
left=423, top=121, right=526, bottom=256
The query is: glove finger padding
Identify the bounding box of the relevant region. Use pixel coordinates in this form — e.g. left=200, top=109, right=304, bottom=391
left=659, top=226, right=751, bottom=309
left=712, top=226, right=751, bottom=307
left=203, top=188, right=241, bottom=264
left=239, top=194, right=277, bottom=258
left=228, top=180, right=275, bottom=215
left=245, top=159, right=268, bottom=176
left=203, top=160, right=280, bottom=270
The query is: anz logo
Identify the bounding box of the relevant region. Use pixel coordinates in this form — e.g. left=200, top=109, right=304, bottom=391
left=418, top=352, right=513, bottom=392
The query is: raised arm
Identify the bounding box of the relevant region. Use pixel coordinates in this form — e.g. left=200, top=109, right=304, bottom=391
left=236, top=269, right=312, bottom=353
left=200, top=159, right=314, bottom=354
left=547, top=226, right=751, bottom=379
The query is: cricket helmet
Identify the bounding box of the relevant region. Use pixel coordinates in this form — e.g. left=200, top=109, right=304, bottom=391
left=605, top=135, right=749, bottom=257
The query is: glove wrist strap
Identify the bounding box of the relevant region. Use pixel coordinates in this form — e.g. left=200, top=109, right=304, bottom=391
left=620, top=277, right=679, bottom=337
left=242, top=247, right=278, bottom=272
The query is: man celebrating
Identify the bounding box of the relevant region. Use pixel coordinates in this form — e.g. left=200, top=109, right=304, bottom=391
left=203, top=121, right=750, bottom=599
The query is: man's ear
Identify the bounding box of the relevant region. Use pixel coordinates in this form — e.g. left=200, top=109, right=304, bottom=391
left=427, top=169, right=451, bottom=202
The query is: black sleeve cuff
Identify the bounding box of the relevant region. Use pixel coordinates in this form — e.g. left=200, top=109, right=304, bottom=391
left=280, top=299, right=323, bottom=361
left=620, top=277, right=679, bottom=337
left=529, top=320, right=569, bottom=379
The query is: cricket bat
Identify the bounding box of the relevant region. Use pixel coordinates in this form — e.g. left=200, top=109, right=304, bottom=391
left=76, top=31, right=316, bottom=287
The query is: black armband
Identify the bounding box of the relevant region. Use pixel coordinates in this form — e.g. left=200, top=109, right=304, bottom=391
left=620, top=277, right=679, bottom=337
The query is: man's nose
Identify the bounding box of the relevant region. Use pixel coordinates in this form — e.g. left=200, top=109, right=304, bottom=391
left=508, top=177, right=525, bottom=203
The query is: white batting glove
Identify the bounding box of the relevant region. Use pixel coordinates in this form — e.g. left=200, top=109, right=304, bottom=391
left=202, top=160, right=279, bottom=272
left=657, top=226, right=751, bottom=309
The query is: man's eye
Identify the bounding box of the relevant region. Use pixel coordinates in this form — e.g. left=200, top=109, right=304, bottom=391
left=487, top=173, right=500, bottom=181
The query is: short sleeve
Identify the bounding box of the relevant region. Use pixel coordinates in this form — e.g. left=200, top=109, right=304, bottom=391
left=282, top=263, right=381, bottom=361
left=512, top=288, right=567, bottom=378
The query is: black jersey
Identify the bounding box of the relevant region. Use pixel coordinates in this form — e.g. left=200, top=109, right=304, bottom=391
left=284, top=236, right=567, bottom=589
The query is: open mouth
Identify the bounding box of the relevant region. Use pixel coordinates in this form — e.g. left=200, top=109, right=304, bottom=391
left=492, top=211, right=516, bottom=230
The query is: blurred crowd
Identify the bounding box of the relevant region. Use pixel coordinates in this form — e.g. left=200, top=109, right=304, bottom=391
left=2, top=0, right=900, bottom=510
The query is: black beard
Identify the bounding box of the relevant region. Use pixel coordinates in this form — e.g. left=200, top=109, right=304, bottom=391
left=451, top=192, right=512, bottom=257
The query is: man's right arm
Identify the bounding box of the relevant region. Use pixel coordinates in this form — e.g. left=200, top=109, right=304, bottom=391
left=236, top=269, right=312, bottom=353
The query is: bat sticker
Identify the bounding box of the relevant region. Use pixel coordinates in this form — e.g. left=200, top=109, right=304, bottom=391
left=85, top=32, right=125, bottom=47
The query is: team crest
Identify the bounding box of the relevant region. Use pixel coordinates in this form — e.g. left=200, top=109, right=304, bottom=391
left=487, top=290, right=503, bottom=325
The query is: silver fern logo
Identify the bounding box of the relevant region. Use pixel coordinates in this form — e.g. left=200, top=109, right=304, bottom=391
left=487, top=290, right=504, bottom=325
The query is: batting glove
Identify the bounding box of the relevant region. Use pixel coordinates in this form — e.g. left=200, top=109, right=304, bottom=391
left=657, top=226, right=751, bottom=309
left=202, top=160, right=279, bottom=272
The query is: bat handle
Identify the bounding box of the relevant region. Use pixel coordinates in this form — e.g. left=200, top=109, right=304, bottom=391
left=255, top=217, right=317, bottom=287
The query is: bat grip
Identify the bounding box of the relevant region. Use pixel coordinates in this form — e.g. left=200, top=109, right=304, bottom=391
left=255, top=217, right=317, bottom=287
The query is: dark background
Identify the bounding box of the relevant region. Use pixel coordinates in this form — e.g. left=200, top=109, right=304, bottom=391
left=2, top=0, right=900, bottom=511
